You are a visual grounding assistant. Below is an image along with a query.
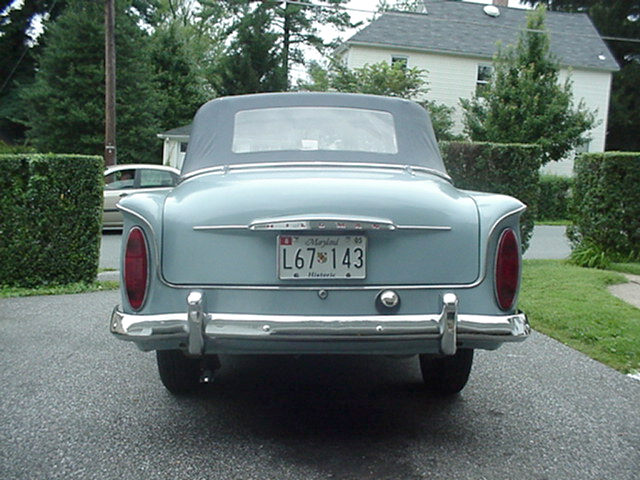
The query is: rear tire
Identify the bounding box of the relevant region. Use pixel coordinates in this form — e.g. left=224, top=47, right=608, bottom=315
left=156, top=350, right=218, bottom=394
left=419, top=349, right=474, bottom=395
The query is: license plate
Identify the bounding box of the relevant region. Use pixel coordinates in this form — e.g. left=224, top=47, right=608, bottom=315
left=278, top=235, right=366, bottom=280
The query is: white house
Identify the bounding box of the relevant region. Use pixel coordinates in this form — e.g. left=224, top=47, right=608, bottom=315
left=335, top=0, right=619, bottom=176
left=157, top=124, right=191, bottom=170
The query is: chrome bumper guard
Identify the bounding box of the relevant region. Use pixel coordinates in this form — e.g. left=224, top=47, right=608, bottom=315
left=111, top=292, right=529, bottom=355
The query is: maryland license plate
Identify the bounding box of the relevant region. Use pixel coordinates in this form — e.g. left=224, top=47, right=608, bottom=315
left=278, top=235, right=366, bottom=280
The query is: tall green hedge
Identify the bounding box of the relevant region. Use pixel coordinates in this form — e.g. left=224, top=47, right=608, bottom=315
left=441, top=142, right=542, bottom=251
left=539, top=174, right=572, bottom=221
left=0, top=154, right=103, bottom=288
left=571, top=152, right=640, bottom=262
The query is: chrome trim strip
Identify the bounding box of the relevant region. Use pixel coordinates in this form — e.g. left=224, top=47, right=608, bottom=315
left=181, top=162, right=452, bottom=183
left=249, top=215, right=397, bottom=231
left=396, top=225, right=452, bottom=231
left=116, top=204, right=155, bottom=232
left=193, top=225, right=248, bottom=231
left=487, top=204, right=527, bottom=240
left=159, top=282, right=479, bottom=292
left=193, top=223, right=452, bottom=233
left=192, top=214, right=453, bottom=233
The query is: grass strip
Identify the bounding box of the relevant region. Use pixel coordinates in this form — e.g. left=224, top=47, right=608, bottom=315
left=610, top=262, right=640, bottom=276
left=519, top=260, right=640, bottom=373
left=0, top=281, right=119, bottom=298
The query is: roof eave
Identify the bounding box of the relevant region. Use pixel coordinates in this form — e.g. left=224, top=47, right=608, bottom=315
left=157, top=133, right=190, bottom=140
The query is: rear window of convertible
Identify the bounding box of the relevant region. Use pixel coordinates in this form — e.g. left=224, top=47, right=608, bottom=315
left=232, top=107, right=398, bottom=155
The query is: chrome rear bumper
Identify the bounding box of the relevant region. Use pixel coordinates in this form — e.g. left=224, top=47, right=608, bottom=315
left=111, top=292, right=529, bottom=356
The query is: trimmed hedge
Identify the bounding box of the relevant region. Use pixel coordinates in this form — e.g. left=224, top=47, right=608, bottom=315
left=441, top=141, right=542, bottom=251
left=570, top=152, right=640, bottom=262
left=0, top=154, right=103, bottom=288
left=538, top=174, right=572, bottom=221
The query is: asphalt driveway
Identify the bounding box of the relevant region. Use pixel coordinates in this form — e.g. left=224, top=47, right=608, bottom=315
left=1, top=290, right=639, bottom=479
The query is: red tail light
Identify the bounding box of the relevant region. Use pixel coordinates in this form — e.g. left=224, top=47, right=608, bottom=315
left=124, top=227, right=149, bottom=311
left=495, top=228, right=520, bottom=311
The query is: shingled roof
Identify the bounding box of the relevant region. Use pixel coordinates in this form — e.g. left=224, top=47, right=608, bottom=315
left=343, top=0, right=618, bottom=72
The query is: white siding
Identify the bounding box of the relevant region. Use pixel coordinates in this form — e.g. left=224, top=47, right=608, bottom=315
left=541, top=69, right=612, bottom=176
left=161, top=138, right=187, bottom=169
left=347, top=46, right=477, bottom=135
left=558, top=68, right=611, bottom=153
left=346, top=44, right=614, bottom=176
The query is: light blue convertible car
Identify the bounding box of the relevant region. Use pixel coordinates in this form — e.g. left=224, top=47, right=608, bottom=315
left=110, top=93, right=529, bottom=395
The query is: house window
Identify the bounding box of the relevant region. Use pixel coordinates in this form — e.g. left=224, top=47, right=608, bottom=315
left=476, top=64, right=493, bottom=97
left=575, top=140, right=590, bottom=155
left=391, top=55, right=408, bottom=69
left=180, top=142, right=188, bottom=153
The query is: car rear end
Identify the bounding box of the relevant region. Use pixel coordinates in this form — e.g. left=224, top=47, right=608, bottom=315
left=110, top=92, right=529, bottom=395
left=111, top=164, right=528, bottom=358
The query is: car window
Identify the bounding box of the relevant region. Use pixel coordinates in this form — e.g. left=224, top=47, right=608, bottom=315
left=139, top=169, right=178, bottom=188
left=104, top=169, right=136, bottom=190
left=232, top=107, right=398, bottom=155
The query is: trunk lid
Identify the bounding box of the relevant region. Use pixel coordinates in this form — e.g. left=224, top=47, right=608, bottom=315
left=161, top=166, right=480, bottom=286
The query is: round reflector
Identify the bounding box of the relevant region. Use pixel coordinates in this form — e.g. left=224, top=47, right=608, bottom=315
left=495, top=228, right=520, bottom=311
left=124, top=227, right=149, bottom=311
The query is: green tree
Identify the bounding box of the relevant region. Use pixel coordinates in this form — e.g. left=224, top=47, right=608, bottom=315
left=149, top=23, right=212, bottom=129
left=215, top=4, right=285, bottom=95
left=375, top=0, right=424, bottom=13
left=300, top=59, right=458, bottom=140
left=216, top=0, right=355, bottom=92
left=523, top=0, right=640, bottom=151
left=0, top=0, right=67, bottom=144
left=460, top=7, right=595, bottom=165
left=135, top=0, right=231, bottom=126
left=21, top=0, right=162, bottom=164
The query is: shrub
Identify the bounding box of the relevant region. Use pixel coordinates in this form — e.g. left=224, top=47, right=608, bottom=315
left=0, top=141, right=35, bottom=154
left=570, top=152, right=640, bottom=265
left=568, top=239, right=611, bottom=269
left=538, top=174, right=572, bottom=221
left=441, top=141, right=542, bottom=251
left=0, top=154, right=103, bottom=287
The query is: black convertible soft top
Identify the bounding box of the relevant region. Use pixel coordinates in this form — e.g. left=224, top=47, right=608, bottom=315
left=182, top=92, right=445, bottom=176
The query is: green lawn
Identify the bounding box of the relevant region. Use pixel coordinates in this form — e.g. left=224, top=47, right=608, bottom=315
left=519, top=260, right=640, bottom=374
left=610, top=262, right=640, bottom=276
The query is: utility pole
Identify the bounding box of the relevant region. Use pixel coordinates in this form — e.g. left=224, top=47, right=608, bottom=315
left=282, top=1, right=291, bottom=90
left=104, top=0, right=116, bottom=165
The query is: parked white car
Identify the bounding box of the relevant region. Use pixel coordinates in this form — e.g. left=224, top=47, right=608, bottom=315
left=103, top=164, right=179, bottom=230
